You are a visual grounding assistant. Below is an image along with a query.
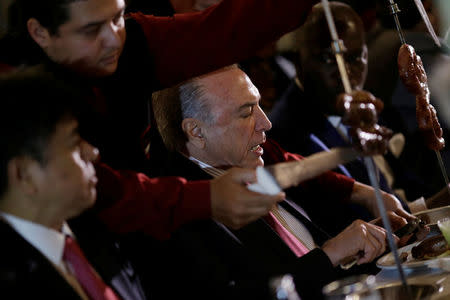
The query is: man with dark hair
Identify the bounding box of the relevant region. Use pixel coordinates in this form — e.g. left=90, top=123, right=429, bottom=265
left=0, top=0, right=323, bottom=239
left=0, top=68, right=148, bottom=299
left=269, top=2, right=450, bottom=223
left=270, top=2, right=399, bottom=234
left=0, top=0, right=321, bottom=238
left=151, top=65, right=413, bottom=299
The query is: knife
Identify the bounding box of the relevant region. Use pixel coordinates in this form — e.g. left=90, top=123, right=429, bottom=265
left=339, top=219, right=425, bottom=270
left=248, top=147, right=359, bottom=194
left=413, top=0, right=441, bottom=47
left=393, top=218, right=424, bottom=238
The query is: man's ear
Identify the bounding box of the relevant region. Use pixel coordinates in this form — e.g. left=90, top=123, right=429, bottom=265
left=182, top=118, right=205, bottom=149
left=27, top=18, right=52, bottom=49
left=7, top=157, right=41, bottom=196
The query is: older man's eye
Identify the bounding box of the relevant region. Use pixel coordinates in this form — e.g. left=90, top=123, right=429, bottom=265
left=242, top=106, right=255, bottom=118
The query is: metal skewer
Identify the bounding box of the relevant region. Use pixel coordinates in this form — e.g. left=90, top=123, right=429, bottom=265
left=435, top=150, right=450, bottom=197
left=387, top=0, right=406, bottom=44
left=364, top=158, right=410, bottom=288
left=321, top=0, right=410, bottom=291
left=386, top=0, right=449, bottom=194
left=413, top=0, right=441, bottom=47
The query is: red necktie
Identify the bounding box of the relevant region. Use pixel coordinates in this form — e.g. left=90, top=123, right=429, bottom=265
left=265, top=211, right=310, bottom=257
left=63, top=236, right=121, bottom=300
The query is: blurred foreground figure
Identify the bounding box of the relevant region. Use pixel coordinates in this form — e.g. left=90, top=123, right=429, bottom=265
left=0, top=68, right=148, bottom=300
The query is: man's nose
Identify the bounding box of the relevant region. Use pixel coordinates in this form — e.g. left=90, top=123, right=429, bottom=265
left=344, top=62, right=359, bottom=89
left=81, top=140, right=100, bottom=163
left=255, top=106, right=272, bottom=132
left=102, top=22, right=122, bottom=49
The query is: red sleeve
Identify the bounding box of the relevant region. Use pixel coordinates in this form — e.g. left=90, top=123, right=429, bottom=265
left=129, top=0, right=314, bottom=87
left=94, top=162, right=211, bottom=240
left=263, top=139, right=355, bottom=202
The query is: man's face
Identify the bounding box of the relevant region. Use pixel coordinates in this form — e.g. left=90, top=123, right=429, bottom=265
left=299, top=16, right=368, bottom=115
left=199, top=69, right=272, bottom=169
left=34, top=119, right=99, bottom=220
left=44, top=0, right=126, bottom=77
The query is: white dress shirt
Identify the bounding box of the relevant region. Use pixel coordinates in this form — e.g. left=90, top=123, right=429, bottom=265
left=0, top=212, right=88, bottom=299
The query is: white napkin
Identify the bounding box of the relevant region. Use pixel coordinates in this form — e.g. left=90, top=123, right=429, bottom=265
left=247, top=166, right=282, bottom=195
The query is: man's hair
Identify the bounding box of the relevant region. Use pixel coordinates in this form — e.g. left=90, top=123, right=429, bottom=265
left=152, top=79, right=211, bottom=152
left=0, top=66, right=80, bottom=196
left=296, top=2, right=364, bottom=50
left=153, top=65, right=238, bottom=152
left=10, top=0, right=85, bottom=35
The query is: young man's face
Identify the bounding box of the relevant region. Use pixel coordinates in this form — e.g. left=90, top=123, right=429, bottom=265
left=44, top=0, right=126, bottom=77
left=198, top=69, right=272, bottom=169
left=33, top=119, right=99, bottom=220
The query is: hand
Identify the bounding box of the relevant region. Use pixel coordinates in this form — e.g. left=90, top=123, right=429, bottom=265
left=370, top=211, right=408, bottom=231
left=370, top=212, right=430, bottom=247
left=351, top=182, right=414, bottom=221
left=370, top=211, right=411, bottom=247
left=210, top=167, right=285, bottom=229
left=375, top=191, right=415, bottom=221
left=322, top=220, right=395, bottom=267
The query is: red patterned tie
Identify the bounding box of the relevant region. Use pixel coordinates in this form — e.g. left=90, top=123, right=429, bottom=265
left=265, top=212, right=310, bottom=257
left=63, top=236, right=121, bottom=300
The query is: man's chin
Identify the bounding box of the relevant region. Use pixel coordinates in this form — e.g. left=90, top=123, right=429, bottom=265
left=245, top=158, right=264, bottom=169
left=96, top=64, right=118, bottom=77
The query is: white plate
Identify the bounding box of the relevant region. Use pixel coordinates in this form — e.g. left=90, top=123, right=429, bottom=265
left=376, top=242, right=443, bottom=270
left=414, top=205, right=450, bottom=226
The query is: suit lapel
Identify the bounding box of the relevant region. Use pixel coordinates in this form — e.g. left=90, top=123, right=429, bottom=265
left=232, top=218, right=297, bottom=263
left=69, top=213, right=147, bottom=300
left=0, top=221, right=81, bottom=299
left=309, top=133, right=352, bottom=178
left=164, top=153, right=299, bottom=262
left=318, top=119, right=349, bottom=149
left=163, top=151, right=213, bottom=180
left=279, top=199, right=331, bottom=246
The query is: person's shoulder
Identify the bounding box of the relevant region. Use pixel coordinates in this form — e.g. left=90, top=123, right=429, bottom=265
left=0, top=222, right=41, bottom=282
left=0, top=221, right=34, bottom=257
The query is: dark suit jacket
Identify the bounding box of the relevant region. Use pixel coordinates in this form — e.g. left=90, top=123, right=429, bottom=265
left=0, top=215, right=147, bottom=300
left=269, top=82, right=429, bottom=220
left=270, top=82, right=393, bottom=193
left=269, top=82, right=421, bottom=219
left=125, top=140, right=380, bottom=300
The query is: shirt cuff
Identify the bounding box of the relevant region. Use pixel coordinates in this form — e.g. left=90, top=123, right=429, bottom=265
left=408, top=197, right=427, bottom=214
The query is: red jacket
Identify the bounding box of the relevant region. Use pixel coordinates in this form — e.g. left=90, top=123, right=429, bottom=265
left=94, top=0, right=315, bottom=240
left=263, top=138, right=355, bottom=202
left=0, top=0, right=315, bottom=240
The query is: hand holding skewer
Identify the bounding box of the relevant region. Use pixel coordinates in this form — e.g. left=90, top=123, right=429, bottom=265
left=320, top=0, right=409, bottom=288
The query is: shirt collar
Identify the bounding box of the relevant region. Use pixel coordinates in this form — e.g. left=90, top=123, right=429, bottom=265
left=327, top=115, right=350, bottom=142
left=188, top=156, right=226, bottom=178
left=327, top=115, right=342, bottom=128
left=0, top=212, right=73, bottom=269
